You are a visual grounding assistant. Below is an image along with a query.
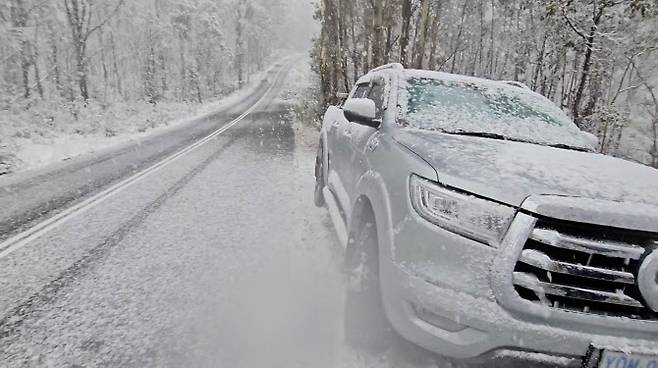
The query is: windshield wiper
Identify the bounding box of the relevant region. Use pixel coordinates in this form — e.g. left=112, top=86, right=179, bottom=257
left=442, top=131, right=522, bottom=142
left=547, top=143, right=591, bottom=152
left=443, top=131, right=591, bottom=152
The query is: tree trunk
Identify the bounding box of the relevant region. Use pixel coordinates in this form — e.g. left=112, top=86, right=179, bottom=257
left=572, top=7, right=605, bottom=125
left=413, top=0, right=431, bottom=69
left=64, top=0, right=91, bottom=101
left=109, top=31, right=123, bottom=98
left=145, top=46, right=157, bottom=104
left=428, top=3, right=441, bottom=69
left=477, top=0, right=484, bottom=75
left=399, top=0, right=413, bottom=66
left=49, top=28, right=63, bottom=96
left=348, top=1, right=360, bottom=81
left=651, top=112, right=658, bottom=169
left=159, top=53, right=167, bottom=96
left=488, top=0, right=495, bottom=77
left=319, top=0, right=341, bottom=105
left=98, top=26, right=109, bottom=100
left=532, top=32, right=547, bottom=90
left=583, top=67, right=602, bottom=119
left=75, top=47, right=89, bottom=101
left=371, top=0, right=384, bottom=67
left=235, top=4, right=245, bottom=86
left=11, top=0, right=31, bottom=98
left=179, top=36, right=187, bottom=99
left=32, top=47, right=44, bottom=98
left=450, top=1, right=468, bottom=73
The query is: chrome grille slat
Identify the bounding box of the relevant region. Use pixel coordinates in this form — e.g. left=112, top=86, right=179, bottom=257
left=513, top=272, right=644, bottom=308
left=519, top=249, right=636, bottom=284
left=530, top=228, right=644, bottom=259
left=512, top=218, right=658, bottom=320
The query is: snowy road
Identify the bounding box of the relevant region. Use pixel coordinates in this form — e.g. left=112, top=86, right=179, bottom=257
left=0, top=64, right=290, bottom=243
left=0, top=60, right=357, bottom=367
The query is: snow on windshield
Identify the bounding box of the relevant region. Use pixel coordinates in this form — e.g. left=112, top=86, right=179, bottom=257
left=401, top=72, right=593, bottom=150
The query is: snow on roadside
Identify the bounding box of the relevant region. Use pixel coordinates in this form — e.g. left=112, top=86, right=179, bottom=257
left=280, top=55, right=323, bottom=152
left=0, top=66, right=274, bottom=175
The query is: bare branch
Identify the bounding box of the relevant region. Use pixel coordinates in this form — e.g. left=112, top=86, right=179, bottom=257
left=628, top=57, right=658, bottom=107
left=561, top=6, right=588, bottom=41
left=84, top=0, right=124, bottom=41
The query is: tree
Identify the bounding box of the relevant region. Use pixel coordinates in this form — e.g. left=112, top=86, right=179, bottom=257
left=9, top=0, right=30, bottom=99
left=399, top=0, right=413, bottom=66
left=558, top=0, right=625, bottom=126
left=0, top=0, right=297, bottom=110
left=63, top=0, right=125, bottom=101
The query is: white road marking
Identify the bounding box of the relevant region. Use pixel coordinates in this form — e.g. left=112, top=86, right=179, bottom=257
left=0, top=62, right=290, bottom=260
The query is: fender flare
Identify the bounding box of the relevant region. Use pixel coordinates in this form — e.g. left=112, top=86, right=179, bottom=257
left=318, top=130, right=330, bottom=184
left=348, top=170, right=395, bottom=262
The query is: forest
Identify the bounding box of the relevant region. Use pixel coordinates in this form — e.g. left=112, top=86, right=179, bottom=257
left=3, top=0, right=658, bottom=170
left=313, top=0, right=658, bottom=167
left=0, top=0, right=309, bottom=104
left=0, top=0, right=315, bottom=172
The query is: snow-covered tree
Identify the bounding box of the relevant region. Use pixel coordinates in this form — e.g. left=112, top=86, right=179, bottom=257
left=313, top=0, right=658, bottom=166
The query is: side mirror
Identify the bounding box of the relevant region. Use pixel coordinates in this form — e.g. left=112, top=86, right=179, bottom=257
left=343, top=98, right=380, bottom=128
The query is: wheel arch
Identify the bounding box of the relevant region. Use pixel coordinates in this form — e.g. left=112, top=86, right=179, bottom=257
left=318, top=132, right=330, bottom=184
left=347, top=171, right=395, bottom=263
left=345, top=172, right=401, bottom=341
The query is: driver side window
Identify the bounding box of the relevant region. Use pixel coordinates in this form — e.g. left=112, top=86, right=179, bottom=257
left=352, top=84, right=370, bottom=99
left=350, top=82, right=385, bottom=120
left=368, top=84, right=385, bottom=120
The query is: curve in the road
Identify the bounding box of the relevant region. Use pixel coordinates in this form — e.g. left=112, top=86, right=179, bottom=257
left=0, top=133, right=241, bottom=341
left=0, top=58, right=295, bottom=261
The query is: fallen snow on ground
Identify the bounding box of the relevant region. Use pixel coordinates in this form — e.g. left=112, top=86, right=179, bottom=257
left=280, top=56, right=323, bottom=151
left=0, top=67, right=273, bottom=174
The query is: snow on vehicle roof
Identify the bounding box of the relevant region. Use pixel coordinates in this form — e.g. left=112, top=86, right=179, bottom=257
left=402, top=69, right=537, bottom=94
left=370, top=66, right=532, bottom=90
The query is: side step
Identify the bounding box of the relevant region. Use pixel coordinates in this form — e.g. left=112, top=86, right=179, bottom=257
left=322, top=187, right=348, bottom=249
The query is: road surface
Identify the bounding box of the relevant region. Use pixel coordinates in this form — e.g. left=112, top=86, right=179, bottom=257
left=0, top=59, right=358, bottom=368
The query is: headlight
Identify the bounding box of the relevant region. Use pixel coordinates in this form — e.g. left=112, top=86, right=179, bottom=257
left=410, top=175, right=515, bottom=247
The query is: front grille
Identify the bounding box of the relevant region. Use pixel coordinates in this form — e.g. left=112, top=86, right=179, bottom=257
left=512, top=217, right=658, bottom=320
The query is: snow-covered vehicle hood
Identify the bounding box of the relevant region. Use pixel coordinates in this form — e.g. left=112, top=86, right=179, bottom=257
left=394, top=128, right=658, bottom=208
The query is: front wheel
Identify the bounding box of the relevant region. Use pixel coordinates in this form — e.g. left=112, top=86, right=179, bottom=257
left=343, top=214, right=396, bottom=354
left=343, top=211, right=467, bottom=367
left=314, top=144, right=325, bottom=207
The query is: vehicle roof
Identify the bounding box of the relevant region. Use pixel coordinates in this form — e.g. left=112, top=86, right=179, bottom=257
left=366, top=65, right=532, bottom=92
left=402, top=69, right=531, bottom=90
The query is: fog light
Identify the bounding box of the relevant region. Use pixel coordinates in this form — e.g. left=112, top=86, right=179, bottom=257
left=411, top=303, right=466, bottom=333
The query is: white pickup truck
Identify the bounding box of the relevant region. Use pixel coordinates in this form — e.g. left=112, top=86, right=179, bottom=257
left=315, top=63, right=658, bottom=367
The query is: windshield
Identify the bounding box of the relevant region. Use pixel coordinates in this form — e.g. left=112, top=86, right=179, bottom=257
left=403, top=76, right=593, bottom=149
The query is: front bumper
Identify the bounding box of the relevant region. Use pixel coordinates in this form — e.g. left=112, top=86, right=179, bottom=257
left=382, top=207, right=658, bottom=365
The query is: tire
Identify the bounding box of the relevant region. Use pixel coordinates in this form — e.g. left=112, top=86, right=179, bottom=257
left=314, top=144, right=325, bottom=207
left=343, top=210, right=397, bottom=354
left=343, top=209, right=470, bottom=367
